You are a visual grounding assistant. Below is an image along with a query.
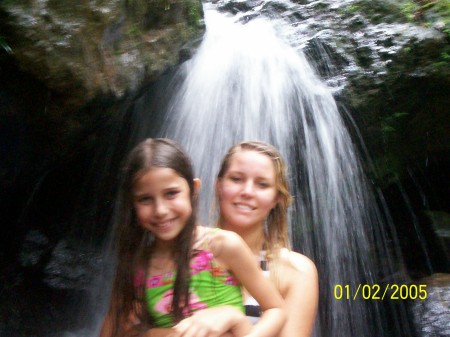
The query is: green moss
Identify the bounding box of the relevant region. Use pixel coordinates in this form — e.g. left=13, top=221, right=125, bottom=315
left=127, top=22, right=141, bottom=38
left=0, top=36, right=12, bottom=54
left=342, top=0, right=408, bottom=24
left=400, top=0, right=450, bottom=37
left=381, top=112, right=406, bottom=136
left=186, top=0, right=203, bottom=30
left=425, top=211, right=450, bottom=235
left=371, top=153, right=404, bottom=186
left=314, top=2, right=330, bottom=10
left=400, top=1, right=418, bottom=21
left=348, top=4, right=360, bottom=13
left=1, top=0, right=25, bottom=8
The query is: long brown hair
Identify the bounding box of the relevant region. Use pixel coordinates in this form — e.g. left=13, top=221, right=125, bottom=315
left=216, top=141, right=292, bottom=277
left=108, top=138, right=197, bottom=336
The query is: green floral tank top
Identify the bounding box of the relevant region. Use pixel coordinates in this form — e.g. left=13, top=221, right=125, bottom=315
left=135, top=249, right=244, bottom=327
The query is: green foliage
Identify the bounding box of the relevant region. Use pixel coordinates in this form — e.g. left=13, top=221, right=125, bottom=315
left=434, top=0, right=450, bottom=35
left=381, top=112, right=409, bottom=136
left=186, top=0, right=202, bottom=29
left=127, top=22, right=141, bottom=38
left=400, top=0, right=450, bottom=36
left=400, top=1, right=418, bottom=21
left=372, top=152, right=403, bottom=186
left=372, top=111, right=410, bottom=184
left=441, top=50, right=450, bottom=61
left=314, top=1, right=330, bottom=10
left=0, top=0, right=19, bottom=8
left=427, top=48, right=450, bottom=73
left=348, top=4, right=360, bottom=13
left=0, top=36, right=12, bottom=54
left=425, top=211, right=450, bottom=236
left=343, top=0, right=450, bottom=28
left=341, top=0, right=408, bottom=24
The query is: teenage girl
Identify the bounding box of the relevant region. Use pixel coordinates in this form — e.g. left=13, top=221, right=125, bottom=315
left=215, top=141, right=318, bottom=336
left=99, top=138, right=285, bottom=337
left=172, top=141, right=319, bottom=336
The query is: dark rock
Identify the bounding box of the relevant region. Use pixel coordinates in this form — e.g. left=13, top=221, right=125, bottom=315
left=0, top=0, right=205, bottom=113
left=43, top=239, right=102, bottom=290
left=218, top=0, right=265, bottom=14
left=413, top=273, right=450, bottom=336
left=19, top=230, right=50, bottom=268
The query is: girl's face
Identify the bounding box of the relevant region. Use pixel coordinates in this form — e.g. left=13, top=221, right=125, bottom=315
left=133, top=167, right=195, bottom=246
left=217, top=150, right=278, bottom=233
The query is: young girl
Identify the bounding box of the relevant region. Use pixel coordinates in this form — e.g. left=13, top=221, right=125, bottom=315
left=99, top=138, right=285, bottom=337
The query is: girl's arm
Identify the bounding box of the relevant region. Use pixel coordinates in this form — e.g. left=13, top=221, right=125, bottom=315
left=278, top=251, right=318, bottom=337
left=172, top=305, right=250, bottom=337
left=139, top=325, right=235, bottom=337
left=133, top=307, right=244, bottom=337
left=99, top=305, right=149, bottom=337
left=211, top=230, right=286, bottom=337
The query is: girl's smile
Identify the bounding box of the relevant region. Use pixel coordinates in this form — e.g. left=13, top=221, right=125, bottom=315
left=133, top=167, right=193, bottom=245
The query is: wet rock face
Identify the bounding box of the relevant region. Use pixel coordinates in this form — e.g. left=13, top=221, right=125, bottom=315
left=0, top=0, right=204, bottom=112
left=413, top=274, right=450, bottom=337
left=216, top=0, right=449, bottom=184
left=216, top=0, right=446, bottom=83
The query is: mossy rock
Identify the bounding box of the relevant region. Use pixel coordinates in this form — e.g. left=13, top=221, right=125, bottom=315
left=0, top=0, right=205, bottom=112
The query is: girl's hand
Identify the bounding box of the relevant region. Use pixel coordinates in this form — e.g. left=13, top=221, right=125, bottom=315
left=172, top=306, right=251, bottom=337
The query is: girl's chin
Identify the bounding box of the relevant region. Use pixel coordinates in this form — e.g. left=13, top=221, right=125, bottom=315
left=223, top=219, right=261, bottom=230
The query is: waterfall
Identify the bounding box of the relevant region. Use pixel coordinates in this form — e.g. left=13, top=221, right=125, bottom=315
left=154, top=3, right=415, bottom=337
left=76, top=2, right=419, bottom=337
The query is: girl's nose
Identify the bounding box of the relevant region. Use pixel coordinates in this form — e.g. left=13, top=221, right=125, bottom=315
left=154, top=199, right=169, bottom=217
left=241, top=181, right=255, bottom=197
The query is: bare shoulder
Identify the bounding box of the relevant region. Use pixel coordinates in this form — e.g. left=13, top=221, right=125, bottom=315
left=278, top=248, right=318, bottom=295
left=192, top=225, right=211, bottom=249
left=277, top=249, right=319, bottom=336
left=279, top=248, right=318, bottom=276
left=208, top=228, right=245, bottom=256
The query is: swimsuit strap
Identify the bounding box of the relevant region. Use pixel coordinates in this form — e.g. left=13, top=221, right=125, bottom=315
left=244, top=249, right=269, bottom=322
left=259, top=250, right=268, bottom=271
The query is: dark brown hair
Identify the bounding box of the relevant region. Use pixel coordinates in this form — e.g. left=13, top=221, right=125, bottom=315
left=108, top=138, right=196, bottom=336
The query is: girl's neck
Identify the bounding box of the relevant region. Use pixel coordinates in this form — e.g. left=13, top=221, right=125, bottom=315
left=149, top=241, right=177, bottom=276
left=244, top=230, right=265, bottom=255
left=150, top=239, right=176, bottom=258
left=222, top=222, right=265, bottom=255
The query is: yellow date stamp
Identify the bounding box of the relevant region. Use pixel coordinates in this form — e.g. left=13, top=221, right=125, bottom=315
left=334, top=284, right=427, bottom=300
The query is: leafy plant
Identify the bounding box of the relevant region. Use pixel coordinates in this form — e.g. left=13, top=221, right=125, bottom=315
left=400, top=1, right=418, bottom=21
left=400, top=0, right=450, bottom=36
left=381, top=112, right=409, bottom=137
left=0, top=36, right=12, bottom=54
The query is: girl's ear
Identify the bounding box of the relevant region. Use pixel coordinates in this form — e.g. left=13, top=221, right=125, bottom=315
left=215, top=179, right=222, bottom=196
left=273, top=194, right=280, bottom=210
left=193, top=178, right=202, bottom=194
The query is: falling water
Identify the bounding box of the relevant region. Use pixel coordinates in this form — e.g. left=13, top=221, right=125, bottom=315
left=74, top=2, right=419, bottom=337
left=156, top=3, right=415, bottom=337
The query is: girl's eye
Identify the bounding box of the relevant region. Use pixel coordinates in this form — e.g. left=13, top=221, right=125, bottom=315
left=136, top=196, right=153, bottom=203
left=166, top=190, right=179, bottom=198
left=257, top=182, right=269, bottom=188
left=229, top=176, right=241, bottom=182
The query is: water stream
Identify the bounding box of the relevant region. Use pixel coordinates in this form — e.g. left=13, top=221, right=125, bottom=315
left=155, top=4, right=415, bottom=336
left=84, top=2, right=417, bottom=336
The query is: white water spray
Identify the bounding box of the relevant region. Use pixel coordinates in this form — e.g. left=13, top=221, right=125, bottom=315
left=161, top=4, right=413, bottom=336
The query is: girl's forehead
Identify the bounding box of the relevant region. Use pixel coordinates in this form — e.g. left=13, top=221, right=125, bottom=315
left=133, top=167, right=187, bottom=188
left=227, top=150, right=275, bottom=174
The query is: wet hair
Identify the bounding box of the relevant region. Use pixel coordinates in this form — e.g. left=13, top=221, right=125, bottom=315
left=216, top=141, right=292, bottom=274
left=109, top=138, right=196, bottom=336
